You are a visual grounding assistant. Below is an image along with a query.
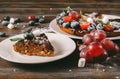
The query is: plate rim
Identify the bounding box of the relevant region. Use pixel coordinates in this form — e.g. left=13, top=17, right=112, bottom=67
left=0, top=33, right=76, bottom=64
left=49, top=14, right=120, bottom=40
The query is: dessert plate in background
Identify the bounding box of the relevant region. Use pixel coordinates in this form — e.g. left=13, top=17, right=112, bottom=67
left=0, top=33, right=76, bottom=64
left=50, top=14, right=120, bottom=40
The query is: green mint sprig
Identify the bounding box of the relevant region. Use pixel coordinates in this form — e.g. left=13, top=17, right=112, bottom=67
left=10, top=37, right=24, bottom=42
left=97, top=20, right=110, bottom=25
left=63, top=6, right=71, bottom=13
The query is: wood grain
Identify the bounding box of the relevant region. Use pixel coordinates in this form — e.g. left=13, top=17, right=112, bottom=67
left=0, top=0, right=120, bottom=79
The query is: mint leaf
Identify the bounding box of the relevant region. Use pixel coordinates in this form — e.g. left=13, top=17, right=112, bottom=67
left=105, top=21, right=110, bottom=25
left=97, top=20, right=103, bottom=24
left=10, top=38, right=24, bottom=42
left=63, top=9, right=67, bottom=13
left=63, top=6, right=71, bottom=13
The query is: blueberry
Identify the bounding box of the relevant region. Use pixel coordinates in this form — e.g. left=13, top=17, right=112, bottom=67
left=58, top=19, right=64, bottom=25
left=24, top=32, right=34, bottom=40
left=28, top=21, right=35, bottom=26
left=70, top=21, right=79, bottom=29
left=39, top=18, right=45, bottom=23
left=56, top=16, right=62, bottom=21
left=87, top=23, right=96, bottom=31
left=2, top=21, right=9, bottom=26
left=14, top=18, right=21, bottom=23
left=62, top=22, right=70, bottom=28
left=90, top=23, right=96, bottom=29
left=60, top=12, right=67, bottom=17
left=87, top=26, right=94, bottom=31
left=78, top=19, right=83, bottom=22
left=96, top=23, right=103, bottom=30
left=3, top=16, right=10, bottom=21
left=34, top=17, right=39, bottom=22
left=0, top=32, right=6, bottom=37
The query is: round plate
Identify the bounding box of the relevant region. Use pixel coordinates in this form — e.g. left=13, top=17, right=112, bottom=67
left=50, top=14, right=120, bottom=40
left=0, top=33, right=76, bottom=64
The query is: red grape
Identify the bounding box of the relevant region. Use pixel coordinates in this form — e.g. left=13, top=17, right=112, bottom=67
left=87, top=42, right=104, bottom=57
left=28, top=15, right=35, bottom=21
left=78, top=44, right=87, bottom=51
left=93, top=50, right=108, bottom=63
left=80, top=45, right=107, bottom=63
left=101, top=38, right=115, bottom=51
left=68, top=11, right=79, bottom=20
left=101, top=38, right=119, bottom=56
left=90, top=30, right=97, bottom=36
left=107, top=44, right=119, bottom=57
left=80, top=47, right=93, bottom=62
left=82, top=34, right=95, bottom=45
left=114, top=44, right=120, bottom=53
left=93, top=30, right=106, bottom=41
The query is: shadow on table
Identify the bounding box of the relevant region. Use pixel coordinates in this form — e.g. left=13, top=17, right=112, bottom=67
left=11, top=49, right=79, bottom=72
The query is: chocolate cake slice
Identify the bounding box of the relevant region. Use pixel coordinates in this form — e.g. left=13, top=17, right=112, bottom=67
left=12, top=33, right=54, bottom=56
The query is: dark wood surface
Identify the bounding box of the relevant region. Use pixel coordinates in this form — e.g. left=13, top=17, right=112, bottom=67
left=0, top=0, right=120, bottom=79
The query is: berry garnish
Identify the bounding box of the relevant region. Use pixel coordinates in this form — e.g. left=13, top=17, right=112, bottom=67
left=62, top=22, right=70, bottom=28
left=60, top=12, right=67, bottom=17
left=24, top=32, right=34, bottom=40
left=62, top=16, right=72, bottom=22
left=93, top=30, right=106, bottom=41
left=2, top=21, right=9, bottom=26
left=0, top=32, right=6, bottom=37
left=14, top=18, right=21, bottom=23
left=70, top=21, right=79, bottom=29
left=3, top=16, right=10, bottom=21
left=28, top=15, right=35, bottom=21
left=82, top=34, right=94, bottom=45
left=58, top=19, right=64, bottom=25
left=68, top=11, right=80, bottom=20
left=103, top=25, right=114, bottom=31
left=28, top=21, right=35, bottom=26
left=96, top=23, right=103, bottom=30
left=39, top=18, right=45, bottom=23
left=80, top=22, right=90, bottom=30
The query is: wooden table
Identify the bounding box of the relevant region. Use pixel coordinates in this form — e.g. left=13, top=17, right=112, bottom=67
left=0, top=1, right=120, bottom=79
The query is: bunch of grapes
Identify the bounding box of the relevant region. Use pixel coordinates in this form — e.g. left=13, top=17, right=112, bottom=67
left=79, top=30, right=119, bottom=63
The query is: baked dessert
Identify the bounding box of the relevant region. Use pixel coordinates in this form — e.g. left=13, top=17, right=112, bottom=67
left=11, top=32, right=54, bottom=56
left=56, top=7, right=120, bottom=37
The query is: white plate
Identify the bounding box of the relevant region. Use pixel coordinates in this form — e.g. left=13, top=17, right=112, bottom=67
left=0, top=33, right=76, bottom=64
left=50, top=14, right=120, bottom=40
